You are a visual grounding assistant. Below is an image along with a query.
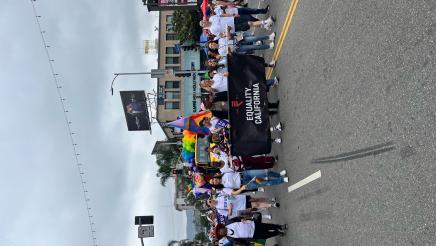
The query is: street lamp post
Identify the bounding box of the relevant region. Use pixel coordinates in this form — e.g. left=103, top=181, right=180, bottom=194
left=109, top=69, right=208, bottom=95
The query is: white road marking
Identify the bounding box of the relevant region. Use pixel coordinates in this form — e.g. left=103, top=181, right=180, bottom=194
left=288, top=170, right=322, bottom=193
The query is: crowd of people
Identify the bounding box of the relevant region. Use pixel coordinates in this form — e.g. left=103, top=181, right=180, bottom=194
left=184, top=1, right=289, bottom=245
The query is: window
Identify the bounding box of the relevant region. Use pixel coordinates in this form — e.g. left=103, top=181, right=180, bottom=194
left=166, top=15, right=173, bottom=24
left=166, top=34, right=177, bottom=40
left=165, top=81, right=180, bottom=89
left=165, top=91, right=181, bottom=99
left=166, top=24, right=174, bottom=32
left=165, top=102, right=180, bottom=109
left=166, top=57, right=179, bottom=64
left=166, top=47, right=179, bottom=54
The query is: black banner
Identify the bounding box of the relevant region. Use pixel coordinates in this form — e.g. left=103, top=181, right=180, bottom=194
left=228, top=54, right=271, bottom=156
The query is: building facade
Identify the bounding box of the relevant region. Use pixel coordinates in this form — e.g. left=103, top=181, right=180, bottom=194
left=142, top=0, right=200, bottom=12
left=156, top=11, right=201, bottom=139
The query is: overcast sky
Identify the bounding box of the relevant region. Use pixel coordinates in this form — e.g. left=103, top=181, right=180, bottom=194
left=0, top=1, right=186, bottom=246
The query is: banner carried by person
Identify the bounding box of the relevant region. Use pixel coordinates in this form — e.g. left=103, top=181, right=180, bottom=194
left=227, top=54, right=271, bottom=156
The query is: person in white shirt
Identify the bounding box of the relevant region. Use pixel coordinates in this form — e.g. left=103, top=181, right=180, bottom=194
left=199, top=14, right=275, bottom=37
left=199, top=72, right=228, bottom=93
left=206, top=32, right=275, bottom=55
left=214, top=220, right=287, bottom=243
left=207, top=194, right=279, bottom=218
left=208, top=169, right=289, bottom=196
left=214, top=5, right=269, bottom=16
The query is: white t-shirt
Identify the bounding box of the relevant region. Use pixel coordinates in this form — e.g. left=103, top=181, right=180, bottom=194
left=209, top=116, right=220, bottom=132
left=225, top=7, right=238, bottom=15
left=218, top=38, right=235, bottom=55
left=219, top=153, right=233, bottom=173
left=218, top=237, right=231, bottom=246
left=222, top=172, right=241, bottom=189
left=214, top=6, right=224, bottom=16
left=212, top=73, right=228, bottom=92
left=226, top=221, right=255, bottom=238
left=209, top=15, right=235, bottom=36
left=216, top=195, right=247, bottom=218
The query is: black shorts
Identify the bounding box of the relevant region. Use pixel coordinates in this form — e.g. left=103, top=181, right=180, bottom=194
left=234, top=15, right=259, bottom=32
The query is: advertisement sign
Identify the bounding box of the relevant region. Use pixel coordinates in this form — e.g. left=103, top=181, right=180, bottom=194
left=120, top=91, right=151, bottom=131
left=227, top=54, right=271, bottom=155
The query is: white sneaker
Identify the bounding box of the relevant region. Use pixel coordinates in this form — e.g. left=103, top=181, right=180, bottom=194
left=280, top=170, right=287, bottom=176
left=275, top=122, right=282, bottom=131
left=262, top=214, right=272, bottom=220
left=269, top=32, right=276, bottom=41
left=255, top=41, right=263, bottom=45
left=273, top=76, right=280, bottom=86
left=266, top=17, right=275, bottom=27
left=258, top=187, right=265, bottom=192
left=283, top=177, right=289, bottom=183
left=274, top=138, right=282, bottom=144
left=269, top=42, right=275, bottom=50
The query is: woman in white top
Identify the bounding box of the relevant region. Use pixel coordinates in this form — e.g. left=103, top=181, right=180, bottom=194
left=199, top=72, right=228, bottom=93
left=214, top=220, right=287, bottom=243
left=206, top=33, right=275, bottom=56
left=208, top=169, right=289, bottom=196
left=199, top=15, right=274, bottom=37
left=207, top=194, right=279, bottom=219
left=214, top=4, right=269, bottom=16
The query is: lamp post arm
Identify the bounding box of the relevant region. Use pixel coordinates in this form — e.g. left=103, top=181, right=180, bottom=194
left=110, top=72, right=153, bottom=96
left=110, top=74, right=119, bottom=95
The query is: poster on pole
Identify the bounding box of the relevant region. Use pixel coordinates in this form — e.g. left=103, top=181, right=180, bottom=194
left=119, top=91, right=151, bottom=131
left=228, top=54, right=271, bottom=156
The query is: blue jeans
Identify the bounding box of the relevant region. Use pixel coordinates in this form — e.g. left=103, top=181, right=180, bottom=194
left=239, top=35, right=269, bottom=45
left=238, top=7, right=268, bottom=15
left=264, top=78, right=276, bottom=86
left=242, top=169, right=284, bottom=190
left=236, top=44, right=270, bottom=53
left=235, top=34, right=270, bottom=53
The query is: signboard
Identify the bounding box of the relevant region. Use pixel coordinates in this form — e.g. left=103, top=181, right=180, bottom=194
left=227, top=54, right=271, bottom=155
left=135, top=216, right=154, bottom=225
left=191, top=61, right=198, bottom=112
left=195, top=135, right=210, bottom=166
left=138, top=225, right=154, bottom=238
left=120, top=91, right=151, bottom=131
left=158, top=85, right=165, bottom=105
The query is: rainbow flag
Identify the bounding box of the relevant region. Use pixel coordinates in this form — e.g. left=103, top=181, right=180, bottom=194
left=255, top=177, right=264, bottom=184
left=247, top=177, right=265, bottom=186
left=167, top=117, right=209, bottom=135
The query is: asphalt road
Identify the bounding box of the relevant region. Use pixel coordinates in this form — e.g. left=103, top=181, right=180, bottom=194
left=249, top=0, right=436, bottom=245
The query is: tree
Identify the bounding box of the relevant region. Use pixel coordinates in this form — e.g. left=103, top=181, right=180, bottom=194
left=194, top=232, right=208, bottom=242
left=155, top=144, right=180, bottom=186
left=172, top=10, right=203, bottom=44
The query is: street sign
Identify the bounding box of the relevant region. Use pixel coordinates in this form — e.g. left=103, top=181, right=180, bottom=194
left=135, top=215, right=154, bottom=225
left=151, top=69, right=165, bottom=78
left=138, top=225, right=154, bottom=238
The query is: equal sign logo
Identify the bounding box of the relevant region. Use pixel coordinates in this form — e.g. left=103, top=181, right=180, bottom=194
left=231, top=101, right=243, bottom=107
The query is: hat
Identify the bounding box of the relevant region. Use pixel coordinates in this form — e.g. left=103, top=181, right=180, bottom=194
left=214, top=224, right=226, bottom=240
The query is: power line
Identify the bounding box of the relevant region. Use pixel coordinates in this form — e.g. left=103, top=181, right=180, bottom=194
left=29, top=1, right=99, bottom=246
